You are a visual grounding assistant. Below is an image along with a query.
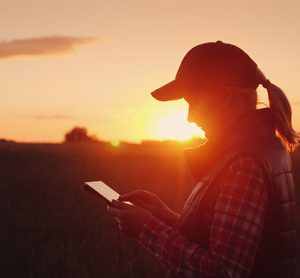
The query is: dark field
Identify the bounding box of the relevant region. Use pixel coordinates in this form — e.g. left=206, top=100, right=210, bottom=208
left=0, top=142, right=299, bottom=277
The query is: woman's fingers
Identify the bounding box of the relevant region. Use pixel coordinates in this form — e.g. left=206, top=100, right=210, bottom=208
left=107, top=200, right=131, bottom=215
left=119, top=191, right=142, bottom=201
left=132, top=199, right=154, bottom=211
left=118, top=194, right=156, bottom=213
left=111, top=199, right=133, bottom=209
left=107, top=200, right=152, bottom=237
left=107, top=206, right=124, bottom=218
left=119, top=190, right=153, bottom=202
left=119, top=191, right=164, bottom=216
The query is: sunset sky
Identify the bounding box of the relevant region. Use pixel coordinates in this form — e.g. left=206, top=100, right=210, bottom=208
left=1, top=0, right=300, bottom=143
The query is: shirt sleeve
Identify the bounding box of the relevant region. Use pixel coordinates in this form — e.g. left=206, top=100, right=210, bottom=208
left=138, top=156, right=268, bottom=278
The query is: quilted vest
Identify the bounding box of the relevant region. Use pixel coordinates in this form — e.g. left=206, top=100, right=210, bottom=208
left=178, top=109, right=296, bottom=277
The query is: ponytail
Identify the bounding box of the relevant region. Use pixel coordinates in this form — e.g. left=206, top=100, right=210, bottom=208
left=257, top=68, right=300, bottom=152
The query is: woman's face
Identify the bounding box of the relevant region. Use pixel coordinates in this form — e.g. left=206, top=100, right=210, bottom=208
left=184, top=86, right=257, bottom=139
left=184, top=88, right=226, bottom=138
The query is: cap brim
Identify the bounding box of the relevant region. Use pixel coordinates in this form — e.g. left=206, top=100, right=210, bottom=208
left=151, top=80, right=183, bottom=101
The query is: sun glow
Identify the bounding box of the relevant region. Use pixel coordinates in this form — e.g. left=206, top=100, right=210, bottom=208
left=110, top=140, right=121, bottom=147
left=154, top=109, right=205, bottom=141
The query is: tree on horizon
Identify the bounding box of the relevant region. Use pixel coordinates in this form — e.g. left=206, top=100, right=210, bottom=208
left=64, top=126, right=98, bottom=143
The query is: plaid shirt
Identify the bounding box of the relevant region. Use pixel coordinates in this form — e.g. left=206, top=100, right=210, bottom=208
left=138, top=156, right=268, bottom=277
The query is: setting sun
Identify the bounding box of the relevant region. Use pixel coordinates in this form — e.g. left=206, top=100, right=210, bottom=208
left=154, top=109, right=205, bottom=141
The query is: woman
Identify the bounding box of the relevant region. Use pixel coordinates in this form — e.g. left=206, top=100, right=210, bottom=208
left=108, top=41, right=298, bottom=277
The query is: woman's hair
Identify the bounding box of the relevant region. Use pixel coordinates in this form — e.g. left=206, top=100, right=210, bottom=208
left=257, top=68, right=300, bottom=152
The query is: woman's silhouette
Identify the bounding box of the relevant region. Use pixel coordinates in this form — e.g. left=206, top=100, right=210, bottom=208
left=108, top=41, right=298, bottom=277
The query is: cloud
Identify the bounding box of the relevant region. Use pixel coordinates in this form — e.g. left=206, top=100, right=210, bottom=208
left=24, top=114, right=76, bottom=120
left=0, top=36, right=96, bottom=59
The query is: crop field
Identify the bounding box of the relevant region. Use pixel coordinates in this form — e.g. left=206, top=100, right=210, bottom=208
left=0, top=141, right=299, bottom=277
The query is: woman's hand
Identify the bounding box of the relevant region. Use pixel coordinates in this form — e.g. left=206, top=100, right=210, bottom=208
left=119, top=190, right=179, bottom=227
left=107, top=200, right=152, bottom=237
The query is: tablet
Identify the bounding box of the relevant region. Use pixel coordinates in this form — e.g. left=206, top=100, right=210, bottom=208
left=84, top=181, right=132, bottom=205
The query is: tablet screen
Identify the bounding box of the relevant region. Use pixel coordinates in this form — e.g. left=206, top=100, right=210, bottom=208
left=84, top=181, right=119, bottom=203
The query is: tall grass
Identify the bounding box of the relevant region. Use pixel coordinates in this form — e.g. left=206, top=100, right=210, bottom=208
left=0, top=142, right=194, bottom=277
left=0, top=142, right=299, bottom=277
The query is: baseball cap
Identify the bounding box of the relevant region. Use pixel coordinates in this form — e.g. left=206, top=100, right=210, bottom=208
left=151, top=41, right=259, bottom=101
